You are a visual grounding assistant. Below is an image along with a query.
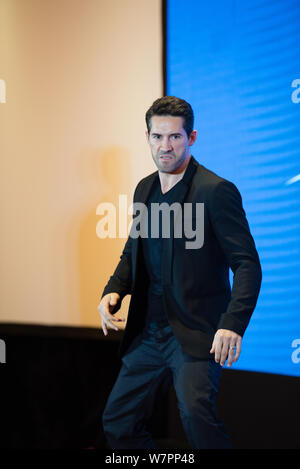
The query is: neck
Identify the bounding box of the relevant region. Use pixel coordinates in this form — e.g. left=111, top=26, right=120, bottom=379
left=159, top=155, right=191, bottom=194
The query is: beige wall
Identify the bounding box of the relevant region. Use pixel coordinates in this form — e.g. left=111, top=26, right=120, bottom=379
left=0, top=0, right=162, bottom=327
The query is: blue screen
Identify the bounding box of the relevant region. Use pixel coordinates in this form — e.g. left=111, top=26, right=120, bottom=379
left=166, top=0, right=300, bottom=376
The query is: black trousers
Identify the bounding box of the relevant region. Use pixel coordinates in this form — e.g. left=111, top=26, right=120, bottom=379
left=102, top=321, right=232, bottom=449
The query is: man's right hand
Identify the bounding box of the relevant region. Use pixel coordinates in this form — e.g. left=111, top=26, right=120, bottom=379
left=97, top=293, right=125, bottom=336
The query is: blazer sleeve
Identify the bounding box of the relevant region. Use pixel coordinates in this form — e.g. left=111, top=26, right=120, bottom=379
left=100, top=234, right=133, bottom=312
left=209, top=180, right=262, bottom=336
left=100, top=182, right=141, bottom=313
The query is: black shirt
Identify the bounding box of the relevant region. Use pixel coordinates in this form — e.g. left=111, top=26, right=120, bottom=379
left=141, top=174, right=186, bottom=325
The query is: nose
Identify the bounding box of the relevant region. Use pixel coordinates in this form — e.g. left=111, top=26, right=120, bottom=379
left=160, top=137, right=172, bottom=152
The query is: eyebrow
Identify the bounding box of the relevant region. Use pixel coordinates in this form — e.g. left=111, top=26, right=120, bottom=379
left=151, top=132, right=182, bottom=136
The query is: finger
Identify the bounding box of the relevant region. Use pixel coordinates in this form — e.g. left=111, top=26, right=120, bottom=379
left=101, top=310, right=119, bottom=333
left=108, top=294, right=120, bottom=313
left=98, top=304, right=107, bottom=335
left=101, top=318, right=108, bottom=336
left=100, top=296, right=112, bottom=315
left=104, top=317, right=119, bottom=331
left=214, top=336, right=222, bottom=363
left=104, top=310, right=118, bottom=322
left=105, top=299, right=114, bottom=315
left=104, top=309, right=123, bottom=326
left=233, top=338, right=242, bottom=362
left=227, top=343, right=236, bottom=367
left=109, top=294, right=118, bottom=306
left=210, top=336, right=216, bottom=354
left=220, top=339, right=229, bottom=366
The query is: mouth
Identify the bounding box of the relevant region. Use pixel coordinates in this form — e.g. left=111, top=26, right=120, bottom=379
left=159, top=155, right=173, bottom=160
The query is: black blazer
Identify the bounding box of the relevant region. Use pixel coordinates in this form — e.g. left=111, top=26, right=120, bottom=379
left=101, top=156, right=262, bottom=359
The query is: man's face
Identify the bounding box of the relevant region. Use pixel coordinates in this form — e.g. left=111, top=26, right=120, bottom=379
left=146, top=115, right=197, bottom=173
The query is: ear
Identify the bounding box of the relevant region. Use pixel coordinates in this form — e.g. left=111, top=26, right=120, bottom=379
left=145, top=129, right=150, bottom=143
left=188, top=129, right=197, bottom=146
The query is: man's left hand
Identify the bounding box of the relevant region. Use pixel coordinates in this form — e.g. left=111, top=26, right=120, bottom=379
left=210, top=329, right=242, bottom=367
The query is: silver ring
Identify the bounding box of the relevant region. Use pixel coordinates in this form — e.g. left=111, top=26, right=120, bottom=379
left=230, top=346, right=235, bottom=350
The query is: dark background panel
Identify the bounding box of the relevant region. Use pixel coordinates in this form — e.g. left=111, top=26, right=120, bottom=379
left=0, top=324, right=299, bottom=449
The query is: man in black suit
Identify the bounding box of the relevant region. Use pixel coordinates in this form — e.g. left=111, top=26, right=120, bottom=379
left=98, top=96, right=262, bottom=449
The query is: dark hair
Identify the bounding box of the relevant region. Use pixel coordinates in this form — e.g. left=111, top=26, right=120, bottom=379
left=145, top=96, right=194, bottom=137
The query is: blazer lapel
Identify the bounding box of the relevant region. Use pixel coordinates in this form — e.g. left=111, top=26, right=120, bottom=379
left=161, top=157, right=198, bottom=285
left=131, top=171, right=158, bottom=285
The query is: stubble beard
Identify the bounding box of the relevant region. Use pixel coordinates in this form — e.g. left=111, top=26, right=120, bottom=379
left=153, top=150, right=189, bottom=174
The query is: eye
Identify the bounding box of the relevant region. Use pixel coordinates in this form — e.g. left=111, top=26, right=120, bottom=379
left=171, top=134, right=181, bottom=139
